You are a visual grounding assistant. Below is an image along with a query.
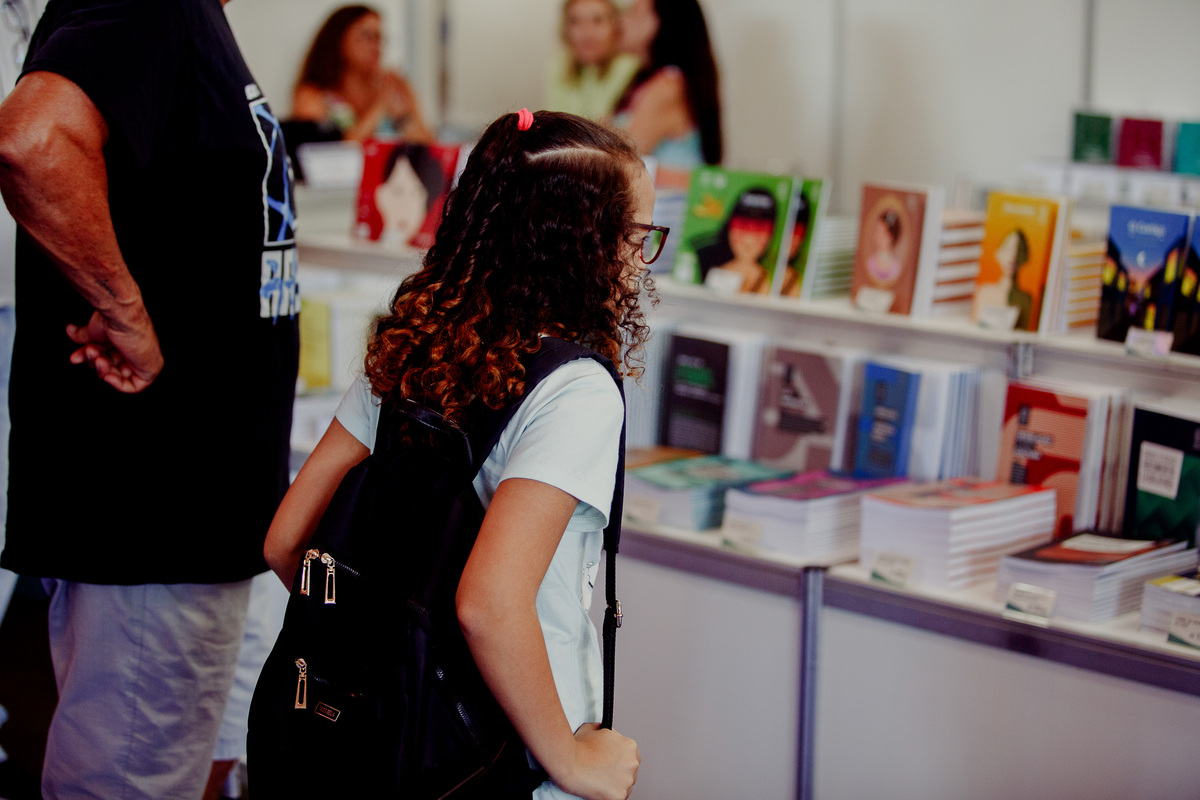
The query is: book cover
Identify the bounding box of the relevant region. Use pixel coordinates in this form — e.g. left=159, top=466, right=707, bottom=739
left=1096, top=205, right=1191, bottom=342
left=850, top=182, right=942, bottom=315
left=751, top=344, right=860, bottom=473
left=1007, top=532, right=1182, bottom=566
left=778, top=178, right=829, bottom=298
left=628, top=455, right=790, bottom=492
left=852, top=362, right=920, bottom=479
left=1122, top=405, right=1200, bottom=547
left=625, top=446, right=703, bottom=471
left=1175, top=121, right=1200, bottom=176
left=354, top=140, right=463, bottom=246
left=659, top=333, right=729, bottom=455
left=740, top=470, right=904, bottom=502
left=670, top=166, right=796, bottom=294
left=864, top=477, right=1051, bottom=510
left=970, top=192, right=1063, bottom=332
left=1170, top=220, right=1200, bottom=355
left=1073, top=111, right=1114, bottom=164
left=1117, top=117, right=1165, bottom=170
left=996, top=383, right=1090, bottom=538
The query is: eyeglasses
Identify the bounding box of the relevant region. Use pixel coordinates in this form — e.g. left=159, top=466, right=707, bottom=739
left=633, top=223, right=670, bottom=265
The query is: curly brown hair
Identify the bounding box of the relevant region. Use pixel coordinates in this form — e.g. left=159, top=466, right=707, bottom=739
left=365, top=110, right=656, bottom=429
left=295, top=5, right=376, bottom=92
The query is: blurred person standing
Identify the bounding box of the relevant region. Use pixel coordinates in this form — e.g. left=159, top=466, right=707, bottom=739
left=0, top=0, right=300, bottom=797
left=292, top=4, right=431, bottom=143
left=614, top=0, right=721, bottom=185
left=544, top=0, right=639, bottom=120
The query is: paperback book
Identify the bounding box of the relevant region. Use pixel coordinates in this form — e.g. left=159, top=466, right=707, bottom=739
left=670, top=166, right=798, bottom=295
left=1140, top=568, right=1200, bottom=633
left=1122, top=400, right=1200, bottom=547
left=1097, top=205, right=1191, bottom=343
left=970, top=191, right=1069, bottom=332
left=776, top=178, right=831, bottom=298
left=659, top=326, right=767, bottom=460
left=1169, top=221, right=1200, bottom=355
left=1072, top=111, right=1114, bottom=164
left=1175, top=121, right=1200, bottom=176
left=1117, top=117, right=1165, bottom=170
left=354, top=140, right=467, bottom=247
left=750, top=342, right=865, bottom=473
left=850, top=182, right=945, bottom=316
left=852, top=361, right=920, bottom=480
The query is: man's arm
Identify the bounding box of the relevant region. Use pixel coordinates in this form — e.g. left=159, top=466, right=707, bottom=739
left=0, top=71, right=162, bottom=392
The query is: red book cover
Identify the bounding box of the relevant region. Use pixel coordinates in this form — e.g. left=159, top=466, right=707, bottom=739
left=995, top=383, right=1089, bottom=539
left=355, top=140, right=463, bottom=246
left=1116, top=117, right=1165, bottom=170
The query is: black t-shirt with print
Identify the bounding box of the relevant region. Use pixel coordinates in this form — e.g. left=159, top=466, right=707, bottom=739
left=2, top=0, right=301, bottom=584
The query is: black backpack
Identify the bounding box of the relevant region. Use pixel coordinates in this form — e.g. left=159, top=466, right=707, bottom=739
left=247, top=339, right=626, bottom=799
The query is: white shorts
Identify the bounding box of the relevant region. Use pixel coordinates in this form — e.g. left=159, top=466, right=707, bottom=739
left=41, top=578, right=252, bottom=800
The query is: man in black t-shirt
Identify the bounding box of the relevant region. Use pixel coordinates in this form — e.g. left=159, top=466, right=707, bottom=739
left=0, top=0, right=299, bottom=796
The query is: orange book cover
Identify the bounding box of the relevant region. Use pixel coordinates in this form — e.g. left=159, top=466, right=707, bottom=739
left=996, top=383, right=1089, bottom=539
left=971, top=192, right=1061, bottom=331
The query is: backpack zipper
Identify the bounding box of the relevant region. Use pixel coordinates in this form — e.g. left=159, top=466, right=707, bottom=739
left=299, top=549, right=320, bottom=596
left=294, top=658, right=308, bottom=709
left=317, top=552, right=362, bottom=605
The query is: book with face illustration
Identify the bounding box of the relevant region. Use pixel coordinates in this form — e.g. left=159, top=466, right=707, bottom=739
left=775, top=178, right=830, bottom=299
left=354, top=140, right=468, bottom=247
left=1096, top=205, right=1191, bottom=343
left=850, top=182, right=944, bottom=316
left=670, top=166, right=797, bottom=295
left=970, top=191, right=1069, bottom=332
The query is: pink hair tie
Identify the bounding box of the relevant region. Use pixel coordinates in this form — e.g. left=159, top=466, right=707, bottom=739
left=516, top=108, right=534, bottom=131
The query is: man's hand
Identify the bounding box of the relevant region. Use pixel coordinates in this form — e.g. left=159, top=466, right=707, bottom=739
left=65, top=308, right=162, bottom=393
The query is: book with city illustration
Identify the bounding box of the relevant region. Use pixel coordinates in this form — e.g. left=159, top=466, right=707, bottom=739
left=1096, top=205, right=1191, bottom=343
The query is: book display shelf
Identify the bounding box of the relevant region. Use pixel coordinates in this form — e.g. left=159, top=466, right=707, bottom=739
left=296, top=230, right=1200, bottom=799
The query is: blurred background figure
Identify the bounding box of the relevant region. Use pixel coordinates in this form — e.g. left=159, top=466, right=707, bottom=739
left=544, top=0, right=638, bottom=120
left=614, top=0, right=721, bottom=186
left=291, top=4, right=431, bottom=143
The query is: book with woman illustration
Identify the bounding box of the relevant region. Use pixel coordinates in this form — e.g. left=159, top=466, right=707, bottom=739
left=670, top=166, right=799, bottom=295
left=970, top=191, right=1069, bottom=332
left=849, top=182, right=944, bottom=316
left=354, top=139, right=471, bottom=247
left=777, top=177, right=830, bottom=299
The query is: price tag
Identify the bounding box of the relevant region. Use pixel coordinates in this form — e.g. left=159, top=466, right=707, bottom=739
left=623, top=495, right=662, bottom=527
left=870, top=551, right=915, bottom=588
left=1167, top=612, right=1200, bottom=650
left=1124, top=327, right=1174, bottom=358
left=1003, top=582, right=1057, bottom=625
left=721, top=516, right=763, bottom=550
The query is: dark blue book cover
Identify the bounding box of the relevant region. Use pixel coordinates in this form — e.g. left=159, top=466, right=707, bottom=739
left=853, top=362, right=921, bottom=479
left=1171, top=221, right=1200, bottom=354
left=1098, top=205, right=1191, bottom=342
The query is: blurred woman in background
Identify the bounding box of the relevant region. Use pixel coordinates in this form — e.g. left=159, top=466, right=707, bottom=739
left=545, top=0, right=639, bottom=120
left=292, top=4, right=432, bottom=143
left=613, top=0, right=721, bottom=183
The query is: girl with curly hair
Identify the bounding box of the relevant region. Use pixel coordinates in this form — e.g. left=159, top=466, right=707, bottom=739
left=264, top=110, right=656, bottom=800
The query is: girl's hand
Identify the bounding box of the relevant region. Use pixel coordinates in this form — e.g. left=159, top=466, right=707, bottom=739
left=555, top=723, right=640, bottom=800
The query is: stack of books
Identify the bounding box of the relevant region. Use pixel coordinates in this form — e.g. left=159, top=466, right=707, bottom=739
left=624, top=455, right=792, bottom=531
left=997, top=533, right=1197, bottom=622
left=721, top=471, right=905, bottom=561
left=799, top=214, right=858, bottom=300
left=859, top=478, right=1057, bottom=589
left=929, top=209, right=985, bottom=318
left=1139, top=568, right=1200, bottom=634
left=1057, top=240, right=1106, bottom=331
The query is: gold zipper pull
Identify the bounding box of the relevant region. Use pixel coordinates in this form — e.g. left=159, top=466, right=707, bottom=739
left=321, top=553, right=336, bottom=605
left=299, top=549, right=319, bottom=596
left=294, top=658, right=308, bottom=709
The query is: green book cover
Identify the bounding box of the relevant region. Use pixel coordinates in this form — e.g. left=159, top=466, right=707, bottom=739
left=1073, top=112, right=1113, bottom=164
left=629, top=455, right=791, bottom=491
left=671, top=166, right=796, bottom=295
left=1175, top=121, right=1200, bottom=176
left=777, top=178, right=829, bottom=299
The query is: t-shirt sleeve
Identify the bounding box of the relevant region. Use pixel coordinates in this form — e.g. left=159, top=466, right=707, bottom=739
left=334, top=373, right=380, bottom=451
left=497, top=362, right=624, bottom=531
left=21, top=0, right=186, bottom=168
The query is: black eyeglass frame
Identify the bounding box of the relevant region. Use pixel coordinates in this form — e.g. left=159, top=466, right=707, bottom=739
left=633, top=223, right=671, bottom=265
